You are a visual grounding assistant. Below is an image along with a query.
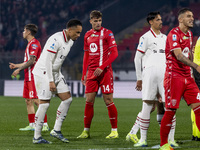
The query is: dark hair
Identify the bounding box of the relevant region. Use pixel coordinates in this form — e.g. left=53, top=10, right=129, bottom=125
left=66, top=19, right=82, bottom=29
left=90, top=10, right=102, bottom=19
left=25, top=24, right=38, bottom=36
left=178, top=8, right=192, bottom=17
left=146, top=11, right=160, bottom=24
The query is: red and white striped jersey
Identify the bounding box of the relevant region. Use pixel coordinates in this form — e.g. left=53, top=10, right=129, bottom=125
left=84, top=27, right=117, bottom=71
left=165, top=26, right=193, bottom=77
left=24, top=38, right=41, bottom=81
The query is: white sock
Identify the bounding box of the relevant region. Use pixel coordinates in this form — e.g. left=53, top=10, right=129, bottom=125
left=43, top=122, right=48, bottom=126
left=34, top=103, right=49, bottom=139
left=168, top=115, right=176, bottom=141
left=112, top=128, right=117, bottom=131
left=29, top=123, right=35, bottom=127
left=130, top=112, right=141, bottom=134
left=157, top=114, right=164, bottom=126
left=140, top=102, right=153, bottom=142
left=53, top=97, right=72, bottom=131
left=84, top=128, right=90, bottom=131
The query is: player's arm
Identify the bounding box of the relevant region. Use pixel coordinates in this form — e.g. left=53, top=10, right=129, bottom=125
left=94, top=46, right=118, bottom=77
left=134, top=51, right=144, bottom=91
left=173, top=48, right=200, bottom=73
left=81, top=50, right=89, bottom=85
left=11, top=56, right=36, bottom=77
left=9, top=62, right=25, bottom=69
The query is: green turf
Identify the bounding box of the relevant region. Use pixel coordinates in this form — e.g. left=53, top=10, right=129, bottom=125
left=0, top=96, right=200, bottom=150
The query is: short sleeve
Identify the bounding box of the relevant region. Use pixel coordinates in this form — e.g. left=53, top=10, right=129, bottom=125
left=167, top=30, right=181, bottom=51
left=84, top=34, right=89, bottom=51
left=137, top=36, right=148, bottom=53
left=106, top=31, right=117, bottom=48
left=29, top=43, right=40, bottom=57
left=46, top=36, right=60, bottom=54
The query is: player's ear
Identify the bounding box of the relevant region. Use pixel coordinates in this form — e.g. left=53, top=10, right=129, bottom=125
left=89, top=19, right=92, bottom=25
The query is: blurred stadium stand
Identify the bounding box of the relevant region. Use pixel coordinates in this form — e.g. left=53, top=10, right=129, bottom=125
left=0, top=0, right=200, bottom=81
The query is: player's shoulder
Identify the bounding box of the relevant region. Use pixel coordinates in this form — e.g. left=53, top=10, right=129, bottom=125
left=103, top=27, right=113, bottom=34
left=85, top=29, right=93, bottom=37
left=140, top=30, right=151, bottom=39
left=169, top=27, right=180, bottom=35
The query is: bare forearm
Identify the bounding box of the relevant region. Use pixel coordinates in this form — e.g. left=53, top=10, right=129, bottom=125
left=18, top=56, right=35, bottom=71
left=177, top=53, right=198, bottom=69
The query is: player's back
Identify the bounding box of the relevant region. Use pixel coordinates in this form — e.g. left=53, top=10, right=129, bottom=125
left=165, top=27, right=193, bottom=78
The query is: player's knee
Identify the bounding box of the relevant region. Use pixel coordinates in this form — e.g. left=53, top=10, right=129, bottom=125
left=33, top=99, right=40, bottom=107
left=25, top=99, right=33, bottom=106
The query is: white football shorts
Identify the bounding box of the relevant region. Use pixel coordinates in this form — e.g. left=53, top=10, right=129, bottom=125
left=142, top=66, right=165, bottom=102
left=34, top=73, right=70, bottom=100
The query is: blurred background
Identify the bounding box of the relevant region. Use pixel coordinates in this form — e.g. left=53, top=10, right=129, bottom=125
left=0, top=0, right=200, bottom=82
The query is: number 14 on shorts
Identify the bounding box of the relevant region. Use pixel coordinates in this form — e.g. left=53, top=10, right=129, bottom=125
left=102, top=85, right=110, bottom=92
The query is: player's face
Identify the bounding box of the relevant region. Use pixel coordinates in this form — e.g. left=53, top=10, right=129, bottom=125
left=181, top=11, right=194, bottom=28
left=23, top=28, right=30, bottom=39
left=68, top=25, right=82, bottom=41
left=90, top=17, right=102, bottom=31
left=150, top=15, right=162, bottom=30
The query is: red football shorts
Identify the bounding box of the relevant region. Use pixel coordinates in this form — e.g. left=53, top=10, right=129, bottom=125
left=23, top=80, right=38, bottom=99
left=164, top=76, right=200, bottom=109
left=85, top=69, right=113, bottom=94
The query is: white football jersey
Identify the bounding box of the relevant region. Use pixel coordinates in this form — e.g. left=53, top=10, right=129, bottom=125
left=33, top=30, right=74, bottom=82
left=137, top=28, right=166, bottom=68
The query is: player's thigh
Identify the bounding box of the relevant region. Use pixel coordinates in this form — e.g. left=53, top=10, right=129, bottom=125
left=100, top=70, right=113, bottom=94
left=164, top=77, right=184, bottom=109
left=184, top=78, right=200, bottom=105
left=34, top=74, right=52, bottom=100
left=142, top=67, right=157, bottom=100
left=56, top=77, right=70, bottom=94
left=157, top=67, right=165, bottom=102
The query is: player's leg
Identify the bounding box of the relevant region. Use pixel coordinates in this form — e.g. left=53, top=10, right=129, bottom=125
left=191, top=109, right=200, bottom=140
left=103, top=93, right=118, bottom=139
left=50, top=91, right=72, bottom=143
left=126, top=112, right=141, bottom=143
left=77, top=92, right=96, bottom=138
left=33, top=74, right=51, bottom=144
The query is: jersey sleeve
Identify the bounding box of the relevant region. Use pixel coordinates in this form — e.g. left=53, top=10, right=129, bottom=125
left=136, top=36, right=148, bottom=53
left=106, top=30, right=117, bottom=48
left=84, top=33, right=89, bottom=51
left=28, top=42, right=40, bottom=58
left=167, top=30, right=181, bottom=51
left=46, top=36, right=60, bottom=54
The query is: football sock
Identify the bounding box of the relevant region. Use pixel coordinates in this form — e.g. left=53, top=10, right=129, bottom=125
left=28, top=114, right=35, bottom=124
left=107, top=102, right=118, bottom=129
left=140, top=102, right=152, bottom=142
left=34, top=103, right=49, bottom=139
left=160, top=109, right=175, bottom=146
left=84, top=102, right=94, bottom=128
left=168, top=115, right=176, bottom=141
left=193, top=105, right=200, bottom=131
left=44, top=114, right=47, bottom=123
left=130, top=112, right=141, bottom=134
left=53, top=97, right=72, bottom=131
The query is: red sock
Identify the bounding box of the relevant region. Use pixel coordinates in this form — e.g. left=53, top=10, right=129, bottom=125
left=84, top=102, right=94, bottom=128
left=107, top=102, right=118, bottom=129
left=160, top=109, right=175, bottom=146
left=193, top=105, right=200, bottom=130
left=44, top=114, right=47, bottom=123
left=28, top=114, right=35, bottom=123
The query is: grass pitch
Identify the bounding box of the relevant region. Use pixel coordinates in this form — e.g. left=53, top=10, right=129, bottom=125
left=0, top=96, right=200, bottom=150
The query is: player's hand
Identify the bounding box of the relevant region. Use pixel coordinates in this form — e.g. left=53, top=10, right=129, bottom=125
left=9, top=62, right=16, bottom=69
left=135, top=80, right=142, bottom=91
left=93, top=68, right=103, bottom=76
left=12, top=69, right=20, bottom=77
left=49, top=82, right=56, bottom=92
left=81, top=75, right=86, bottom=86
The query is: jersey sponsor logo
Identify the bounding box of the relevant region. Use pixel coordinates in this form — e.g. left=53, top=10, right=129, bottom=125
left=50, top=43, right=55, bottom=49
left=89, top=43, right=98, bottom=52
left=172, top=34, right=177, bottom=41
left=31, top=44, right=38, bottom=49
left=91, top=34, right=99, bottom=37
left=112, top=41, right=116, bottom=44
left=31, top=51, right=35, bottom=54
left=173, top=42, right=177, bottom=47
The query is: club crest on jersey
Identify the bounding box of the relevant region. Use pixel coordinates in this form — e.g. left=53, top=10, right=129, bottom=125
left=50, top=43, right=55, bottom=49
left=90, top=43, right=98, bottom=52
left=172, top=34, right=177, bottom=41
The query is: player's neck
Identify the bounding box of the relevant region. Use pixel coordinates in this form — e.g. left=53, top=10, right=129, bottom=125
left=27, top=36, right=34, bottom=42
left=151, top=27, right=160, bottom=35
left=179, top=24, right=189, bottom=34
